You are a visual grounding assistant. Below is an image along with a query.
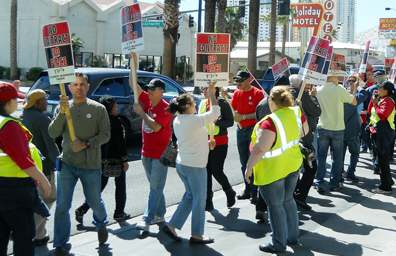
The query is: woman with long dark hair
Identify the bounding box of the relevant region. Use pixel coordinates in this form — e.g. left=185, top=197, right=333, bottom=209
left=162, top=81, right=220, bottom=244
left=368, top=81, right=395, bottom=194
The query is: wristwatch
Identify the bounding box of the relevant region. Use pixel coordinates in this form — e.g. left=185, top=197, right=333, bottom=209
left=243, top=114, right=247, bottom=120
left=86, top=141, right=91, bottom=148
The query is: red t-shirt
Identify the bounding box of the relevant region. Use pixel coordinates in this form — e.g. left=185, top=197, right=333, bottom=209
left=231, top=86, right=264, bottom=127
left=139, top=92, right=173, bottom=159
left=0, top=121, right=35, bottom=170
left=366, top=81, right=375, bottom=88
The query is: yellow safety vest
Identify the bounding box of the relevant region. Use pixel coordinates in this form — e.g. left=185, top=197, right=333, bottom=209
left=199, top=99, right=220, bottom=135
left=251, top=106, right=303, bottom=186
left=0, top=116, right=42, bottom=178
left=369, top=97, right=395, bottom=130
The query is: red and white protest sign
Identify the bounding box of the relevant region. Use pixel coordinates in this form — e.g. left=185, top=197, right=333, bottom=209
left=244, top=68, right=268, bottom=97
left=319, top=46, right=333, bottom=86
left=42, top=21, right=75, bottom=85
left=389, top=59, right=396, bottom=83
left=291, top=3, right=325, bottom=37
left=298, top=36, right=330, bottom=84
left=195, top=33, right=230, bottom=87
left=272, top=58, right=289, bottom=78
left=359, top=41, right=370, bottom=74
left=328, top=54, right=347, bottom=77
left=121, top=4, right=144, bottom=54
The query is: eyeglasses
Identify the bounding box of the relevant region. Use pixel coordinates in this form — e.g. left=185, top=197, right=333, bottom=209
left=348, top=80, right=356, bottom=83
left=234, top=78, right=248, bottom=83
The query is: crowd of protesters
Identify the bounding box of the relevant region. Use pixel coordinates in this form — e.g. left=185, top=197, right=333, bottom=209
left=1, top=61, right=395, bottom=255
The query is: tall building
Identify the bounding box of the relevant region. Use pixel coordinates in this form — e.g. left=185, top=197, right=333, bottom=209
left=227, top=0, right=284, bottom=42
left=337, top=0, right=356, bottom=43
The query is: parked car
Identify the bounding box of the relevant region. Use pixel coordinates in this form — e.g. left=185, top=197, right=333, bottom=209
left=25, top=68, right=199, bottom=140
left=371, top=65, right=385, bottom=75
left=256, top=66, right=300, bottom=94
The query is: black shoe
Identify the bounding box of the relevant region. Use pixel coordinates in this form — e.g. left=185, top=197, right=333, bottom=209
left=114, top=212, right=131, bottom=220
left=237, top=190, right=250, bottom=200
left=225, top=188, right=236, bottom=208
left=34, top=235, right=49, bottom=247
left=250, top=195, right=258, bottom=205
left=330, top=183, right=344, bottom=191
left=339, top=177, right=345, bottom=183
left=255, top=211, right=266, bottom=221
left=205, top=201, right=214, bottom=212
left=316, top=186, right=325, bottom=193
left=54, top=247, right=70, bottom=256
left=374, top=169, right=380, bottom=175
left=259, top=244, right=279, bottom=253
left=75, top=208, right=85, bottom=224
left=162, top=225, right=182, bottom=241
left=294, top=198, right=312, bottom=210
left=189, top=236, right=214, bottom=244
left=98, top=227, right=108, bottom=244
left=346, top=173, right=359, bottom=182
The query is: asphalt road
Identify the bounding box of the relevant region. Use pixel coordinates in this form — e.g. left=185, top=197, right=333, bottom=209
left=7, top=121, right=243, bottom=254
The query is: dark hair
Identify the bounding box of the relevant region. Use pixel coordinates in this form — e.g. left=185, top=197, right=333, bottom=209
left=365, top=70, right=373, bottom=75
left=270, top=86, right=294, bottom=108
left=168, top=94, right=194, bottom=114
left=0, top=101, right=10, bottom=117
left=99, top=95, right=117, bottom=114
left=75, top=72, right=89, bottom=83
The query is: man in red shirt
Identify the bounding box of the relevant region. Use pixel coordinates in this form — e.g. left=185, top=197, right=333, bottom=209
left=231, top=70, right=264, bottom=203
left=365, top=70, right=376, bottom=88
left=130, top=54, right=173, bottom=233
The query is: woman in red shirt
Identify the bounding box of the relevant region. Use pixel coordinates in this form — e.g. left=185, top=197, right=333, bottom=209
left=367, top=81, right=396, bottom=194
left=0, top=82, right=51, bottom=256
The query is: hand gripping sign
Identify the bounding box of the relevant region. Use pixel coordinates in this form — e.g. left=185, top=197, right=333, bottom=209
left=42, top=21, right=76, bottom=141
left=297, top=36, right=330, bottom=100
left=121, top=3, right=144, bottom=104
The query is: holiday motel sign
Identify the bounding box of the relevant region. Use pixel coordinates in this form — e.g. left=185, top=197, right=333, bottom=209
left=291, top=2, right=325, bottom=37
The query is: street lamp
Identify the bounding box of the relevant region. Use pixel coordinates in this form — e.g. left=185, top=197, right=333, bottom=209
left=385, top=7, right=396, bottom=11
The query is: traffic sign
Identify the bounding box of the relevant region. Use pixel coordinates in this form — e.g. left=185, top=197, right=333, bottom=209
left=143, top=21, right=163, bottom=27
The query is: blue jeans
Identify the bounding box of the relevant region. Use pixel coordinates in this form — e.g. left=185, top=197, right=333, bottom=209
left=343, top=136, right=360, bottom=175
left=236, top=127, right=257, bottom=196
left=54, top=162, right=108, bottom=251
left=315, top=128, right=344, bottom=189
left=169, top=163, right=207, bottom=236
left=260, top=170, right=300, bottom=251
left=141, top=157, right=168, bottom=223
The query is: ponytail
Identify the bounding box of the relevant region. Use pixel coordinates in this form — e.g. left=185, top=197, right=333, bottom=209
left=168, top=94, right=194, bottom=114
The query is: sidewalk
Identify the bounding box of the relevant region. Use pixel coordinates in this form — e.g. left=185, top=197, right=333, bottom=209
left=34, top=153, right=396, bottom=256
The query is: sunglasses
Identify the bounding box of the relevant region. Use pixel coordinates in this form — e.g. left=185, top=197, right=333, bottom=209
left=234, top=78, right=248, bottom=83
left=348, top=80, right=356, bottom=83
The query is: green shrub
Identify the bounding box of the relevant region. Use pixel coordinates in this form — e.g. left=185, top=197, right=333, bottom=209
left=175, top=62, right=193, bottom=80
left=0, top=66, right=5, bottom=78
left=6, top=67, right=21, bottom=80
left=89, top=55, right=107, bottom=67
left=28, top=67, right=44, bottom=81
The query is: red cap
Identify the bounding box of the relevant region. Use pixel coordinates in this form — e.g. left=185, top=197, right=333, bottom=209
left=0, top=82, right=24, bottom=102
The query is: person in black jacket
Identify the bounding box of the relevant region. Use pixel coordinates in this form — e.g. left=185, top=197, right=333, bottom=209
left=75, top=95, right=130, bottom=221
left=199, top=87, right=236, bottom=211
left=289, top=75, right=321, bottom=210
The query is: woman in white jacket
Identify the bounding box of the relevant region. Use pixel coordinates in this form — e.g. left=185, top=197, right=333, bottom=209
left=162, top=81, right=220, bottom=244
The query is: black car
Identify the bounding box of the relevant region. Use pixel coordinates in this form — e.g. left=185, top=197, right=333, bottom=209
left=27, top=68, right=198, bottom=139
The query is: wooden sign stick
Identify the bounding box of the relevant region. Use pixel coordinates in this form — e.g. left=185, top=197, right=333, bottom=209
left=59, top=83, right=76, bottom=141
left=297, top=80, right=307, bottom=101
left=209, top=98, right=215, bottom=150
left=130, top=53, right=138, bottom=104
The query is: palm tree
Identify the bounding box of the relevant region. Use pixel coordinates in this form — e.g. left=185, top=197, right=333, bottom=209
left=216, top=0, right=227, bottom=33
left=162, top=0, right=180, bottom=80
left=261, top=14, right=290, bottom=59
left=71, top=33, right=84, bottom=55
left=10, top=0, right=18, bottom=80
left=205, top=0, right=216, bottom=32
left=269, top=0, right=277, bottom=66
left=247, top=0, right=260, bottom=77
left=222, top=8, right=246, bottom=51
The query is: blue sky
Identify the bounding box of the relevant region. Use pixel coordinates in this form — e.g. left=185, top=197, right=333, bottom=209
left=139, top=0, right=395, bottom=33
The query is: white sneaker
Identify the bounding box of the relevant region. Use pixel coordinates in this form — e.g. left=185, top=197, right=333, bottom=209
left=136, top=220, right=150, bottom=232
left=151, top=215, right=165, bottom=225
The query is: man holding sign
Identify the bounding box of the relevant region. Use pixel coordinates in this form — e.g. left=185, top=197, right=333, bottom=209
left=231, top=70, right=264, bottom=203
left=129, top=53, right=173, bottom=233
left=49, top=73, right=111, bottom=255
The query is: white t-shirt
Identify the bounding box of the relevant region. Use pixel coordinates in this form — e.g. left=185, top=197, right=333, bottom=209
left=173, top=105, right=220, bottom=168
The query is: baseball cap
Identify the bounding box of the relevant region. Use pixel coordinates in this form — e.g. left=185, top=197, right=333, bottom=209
left=233, top=70, right=250, bottom=80
left=0, top=82, right=24, bottom=102
left=146, top=79, right=165, bottom=90
left=23, top=89, right=47, bottom=109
